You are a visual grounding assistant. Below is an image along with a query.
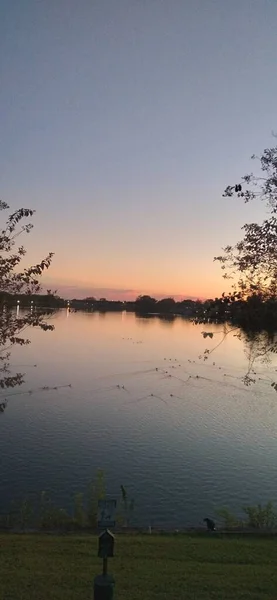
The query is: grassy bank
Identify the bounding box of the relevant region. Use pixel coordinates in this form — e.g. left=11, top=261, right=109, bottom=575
left=1, top=534, right=277, bottom=599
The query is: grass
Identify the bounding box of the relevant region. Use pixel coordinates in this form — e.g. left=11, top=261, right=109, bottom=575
left=1, top=533, right=277, bottom=599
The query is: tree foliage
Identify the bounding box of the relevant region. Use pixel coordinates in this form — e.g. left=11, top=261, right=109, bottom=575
left=0, top=201, right=53, bottom=412
left=195, top=143, right=277, bottom=385
left=216, top=145, right=277, bottom=300
left=135, top=295, right=157, bottom=313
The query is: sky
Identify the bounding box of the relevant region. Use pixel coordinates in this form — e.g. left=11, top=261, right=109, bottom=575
left=1, top=0, right=277, bottom=300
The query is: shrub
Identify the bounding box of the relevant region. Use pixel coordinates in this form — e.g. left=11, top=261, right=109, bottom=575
left=243, top=502, right=277, bottom=529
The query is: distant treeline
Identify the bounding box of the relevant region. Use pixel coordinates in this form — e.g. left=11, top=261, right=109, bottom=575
left=70, top=295, right=201, bottom=316
left=1, top=291, right=277, bottom=331
left=196, top=293, right=277, bottom=332
left=68, top=294, right=277, bottom=330
left=0, top=291, right=200, bottom=315
left=0, top=291, right=66, bottom=309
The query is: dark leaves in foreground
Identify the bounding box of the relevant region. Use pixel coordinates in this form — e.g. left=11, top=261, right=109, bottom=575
left=197, top=144, right=277, bottom=388
left=218, top=145, right=277, bottom=300
left=0, top=202, right=54, bottom=411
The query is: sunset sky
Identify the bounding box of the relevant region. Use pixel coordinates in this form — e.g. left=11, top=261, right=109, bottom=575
left=1, top=0, right=276, bottom=300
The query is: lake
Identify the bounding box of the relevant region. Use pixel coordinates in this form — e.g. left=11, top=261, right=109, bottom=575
left=1, top=309, right=277, bottom=528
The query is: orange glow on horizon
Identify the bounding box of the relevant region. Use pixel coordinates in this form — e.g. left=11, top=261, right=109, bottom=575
left=42, top=271, right=227, bottom=301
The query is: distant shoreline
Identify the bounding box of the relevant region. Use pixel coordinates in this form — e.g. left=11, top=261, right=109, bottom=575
left=3, top=291, right=277, bottom=331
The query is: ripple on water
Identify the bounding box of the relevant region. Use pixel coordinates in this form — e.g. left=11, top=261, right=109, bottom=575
left=1, top=311, right=277, bottom=526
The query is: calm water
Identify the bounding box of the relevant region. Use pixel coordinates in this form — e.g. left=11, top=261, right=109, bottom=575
left=1, top=309, right=277, bottom=528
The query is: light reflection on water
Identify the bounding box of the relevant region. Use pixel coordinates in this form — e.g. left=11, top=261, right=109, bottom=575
left=1, top=310, right=277, bottom=527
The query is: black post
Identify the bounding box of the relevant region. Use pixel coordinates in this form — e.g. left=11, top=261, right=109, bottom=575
left=94, top=549, right=115, bottom=600
left=94, top=572, right=115, bottom=600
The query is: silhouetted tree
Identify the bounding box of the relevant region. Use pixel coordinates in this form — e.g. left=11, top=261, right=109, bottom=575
left=0, top=201, right=53, bottom=413
left=196, top=142, right=277, bottom=384
left=135, top=295, right=157, bottom=313
left=216, top=144, right=277, bottom=300
left=156, top=297, right=175, bottom=313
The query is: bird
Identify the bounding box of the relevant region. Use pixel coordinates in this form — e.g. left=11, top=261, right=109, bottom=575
left=203, top=518, right=216, bottom=531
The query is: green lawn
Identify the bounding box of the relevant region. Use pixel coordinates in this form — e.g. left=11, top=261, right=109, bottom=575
left=1, top=533, right=277, bottom=599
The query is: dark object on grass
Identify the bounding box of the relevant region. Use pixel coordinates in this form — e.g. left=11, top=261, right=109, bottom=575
left=204, top=518, right=216, bottom=531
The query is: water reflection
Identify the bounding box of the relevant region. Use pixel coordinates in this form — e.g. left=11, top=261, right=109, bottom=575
left=1, top=310, right=277, bottom=527
left=135, top=313, right=176, bottom=325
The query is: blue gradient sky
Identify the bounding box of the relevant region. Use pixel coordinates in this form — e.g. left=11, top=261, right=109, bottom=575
left=1, top=0, right=276, bottom=299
